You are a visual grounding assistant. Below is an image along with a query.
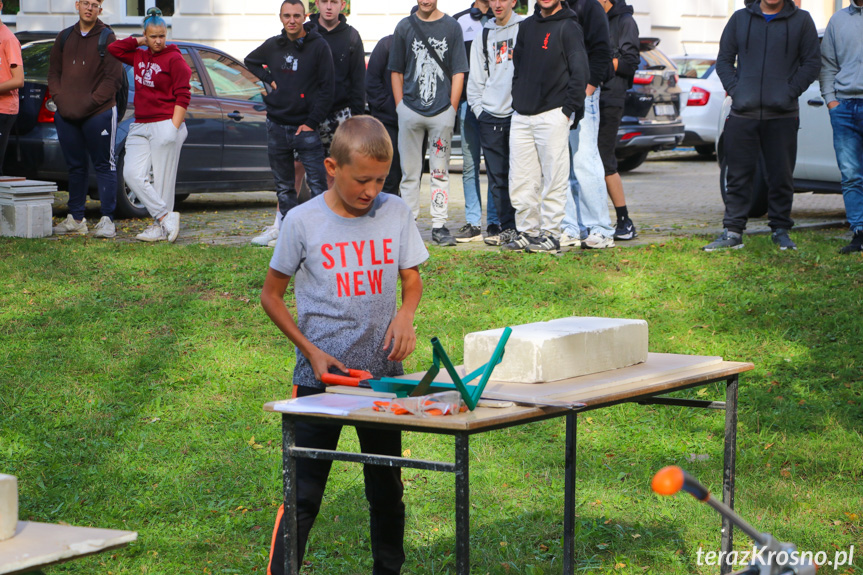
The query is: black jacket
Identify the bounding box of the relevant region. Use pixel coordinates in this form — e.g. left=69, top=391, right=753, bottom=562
left=244, top=24, right=334, bottom=129
left=716, top=0, right=821, bottom=120
left=569, top=0, right=612, bottom=88
left=512, top=3, right=589, bottom=122
left=365, top=35, right=397, bottom=128
left=310, top=13, right=366, bottom=116
left=600, top=0, right=639, bottom=108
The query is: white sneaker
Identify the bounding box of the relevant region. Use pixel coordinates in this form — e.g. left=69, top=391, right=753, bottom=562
left=582, top=233, right=615, bottom=249
left=267, top=238, right=278, bottom=248
left=136, top=222, right=167, bottom=242
left=162, top=212, right=180, bottom=243
left=53, top=215, right=88, bottom=235
left=251, top=225, right=279, bottom=246
left=559, top=232, right=581, bottom=247
left=92, top=216, right=116, bottom=238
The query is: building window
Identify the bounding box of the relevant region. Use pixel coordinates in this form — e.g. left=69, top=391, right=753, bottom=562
left=3, top=0, right=19, bottom=18
left=124, top=0, right=174, bottom=19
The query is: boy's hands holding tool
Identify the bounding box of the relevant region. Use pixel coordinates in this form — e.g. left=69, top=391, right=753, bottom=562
left=307, top=347, right=349, bottom=383
left=383, top=266, right=423, bottom=362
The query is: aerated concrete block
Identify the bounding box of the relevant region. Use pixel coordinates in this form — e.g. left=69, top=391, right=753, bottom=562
left=0, top=474, right=18, bottom=541
left=464, top=317, right=649, bottom=383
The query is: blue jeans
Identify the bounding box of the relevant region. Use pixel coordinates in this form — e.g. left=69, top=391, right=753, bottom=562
left=459, top=101, right=498, bottom=226
left=55, top=107, right=118, bottom=219
left=563, top=89, right=614, bottom=239
left=266, top=119, right=328, bottom=219
left=829, top=99, right=863, bottom=233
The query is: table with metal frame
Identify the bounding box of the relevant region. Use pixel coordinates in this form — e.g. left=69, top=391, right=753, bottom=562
left=263, top=356, right=753, bottom=575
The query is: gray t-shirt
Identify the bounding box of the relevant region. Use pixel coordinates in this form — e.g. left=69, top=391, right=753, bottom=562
left=270, top=193, right=429, bottom=389
left=388, top=14, right=469, bottom=117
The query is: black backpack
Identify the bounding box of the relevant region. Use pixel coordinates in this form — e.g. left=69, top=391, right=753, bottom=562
left=58, top=25, right=129, bottom=119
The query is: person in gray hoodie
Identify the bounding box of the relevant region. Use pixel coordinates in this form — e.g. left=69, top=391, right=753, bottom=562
left=466, top=0, right=522, bottom=247
left=821, top=0, right=863, bottom=254
left=705, top=0, right=820, bottom=252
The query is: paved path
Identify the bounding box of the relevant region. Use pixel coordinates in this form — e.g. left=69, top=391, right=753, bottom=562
left=50, top=149, right=848, bottom=248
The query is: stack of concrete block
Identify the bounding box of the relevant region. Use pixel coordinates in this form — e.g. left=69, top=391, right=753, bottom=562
left=0, top=178, right=57, bottom=238
left=464, top=317, right=649, bottom=383
left=0, top=474, right=17, bottom=541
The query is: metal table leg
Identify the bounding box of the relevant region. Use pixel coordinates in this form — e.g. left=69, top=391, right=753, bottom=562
left=455, top=433, right=470, bottom=574
left=721, top=375, right=739, bottom=575
left=282, top=415, right=298, bottom=575
left=564, top=411, right=578, bottom=574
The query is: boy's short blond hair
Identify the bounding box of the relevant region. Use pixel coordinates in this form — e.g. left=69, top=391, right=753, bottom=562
left=329, top=115, right=394, bottom=166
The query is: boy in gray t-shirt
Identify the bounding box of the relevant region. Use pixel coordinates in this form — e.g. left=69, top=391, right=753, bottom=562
left=389, top=0, right=469, bottom=246
left=261, top=116, right=428, bottom=574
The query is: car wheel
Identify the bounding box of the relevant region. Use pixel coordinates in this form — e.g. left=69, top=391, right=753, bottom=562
left=114, top=150, right=150, bottom=219
left=719, top=154, right=768, bottom=219
left=616, top=151, right=649, bottom=173
left=175, top=193, right=190, bottom=204
left=695, top=144, right=715, bottom=158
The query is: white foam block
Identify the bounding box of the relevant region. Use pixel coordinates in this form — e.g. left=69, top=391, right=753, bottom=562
left=464, top=317, right=649, bottom=383
left=0, top=474, right=18, bottom=541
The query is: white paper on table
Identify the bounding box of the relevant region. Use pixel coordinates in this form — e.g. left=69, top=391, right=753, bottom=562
left=272, top=394, right=380, bottom=416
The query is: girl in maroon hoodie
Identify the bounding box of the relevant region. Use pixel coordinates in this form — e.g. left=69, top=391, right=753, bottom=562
left=108, top=8, right=191, bottom=243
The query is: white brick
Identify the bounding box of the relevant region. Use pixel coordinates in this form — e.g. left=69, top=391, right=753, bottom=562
left=180, top=0, right=213, bottom=15
left=0, top=180, right=56, bottom=239
left=464, top=317, right=648, bottom=384
left=0, top=474, right=17, bottom=541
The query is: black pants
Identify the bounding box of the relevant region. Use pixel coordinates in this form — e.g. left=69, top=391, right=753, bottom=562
left=723, top=115, right=799, bottom=233
left=0, top=113, right=17, bottom=176
left=382, top=122, right=402, bottom=196
left=478, top=112, right=516, bottom=231
left=597, top=105, right=624, bottom=177
left=268, top=386, right=405, bottom=575
left=55, top=108, right=119, bottom=220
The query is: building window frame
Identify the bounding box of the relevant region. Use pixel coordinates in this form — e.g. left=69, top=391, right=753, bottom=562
left=117, top=0, right=174, bottom=25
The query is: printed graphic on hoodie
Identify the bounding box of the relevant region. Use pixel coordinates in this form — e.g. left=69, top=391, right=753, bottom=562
left=138, top=62, right=163, bottom=88
left=283, top=54, right=299, bottom=72
left=495, top=40, right=513, bottom=65
left=412, top=36, right=449, bottom=107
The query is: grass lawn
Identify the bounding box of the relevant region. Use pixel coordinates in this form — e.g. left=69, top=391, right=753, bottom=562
left=1, top=231, right=861, bottom=574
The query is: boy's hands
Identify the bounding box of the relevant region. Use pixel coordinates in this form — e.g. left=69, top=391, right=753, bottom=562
left=383, top=310, right=416, bottom=362
left=308, top=348, right=349, bottom=383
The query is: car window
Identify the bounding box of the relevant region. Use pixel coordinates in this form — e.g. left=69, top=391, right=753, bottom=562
left=21, top=42, right=53, bottom=83
left=197, top=49, right=267, bottom=102
left=179, top=47, right=206, bottom=96
left=673, top=58, right=716, bottom=79
left=640, top=48, right=675, bottom=71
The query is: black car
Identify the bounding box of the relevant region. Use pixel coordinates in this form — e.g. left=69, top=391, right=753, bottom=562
left=614, top=38, right=685, bottom=172
left=6, top=37, right=275, bottom=218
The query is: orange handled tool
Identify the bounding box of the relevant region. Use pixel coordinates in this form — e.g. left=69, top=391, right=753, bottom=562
left=321, top=369, right=373, bottom=388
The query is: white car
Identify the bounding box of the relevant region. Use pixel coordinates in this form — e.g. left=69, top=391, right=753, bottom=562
left=672, top=54, right=726, bottom=156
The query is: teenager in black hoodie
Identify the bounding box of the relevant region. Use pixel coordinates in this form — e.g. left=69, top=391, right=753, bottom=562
left=597, top=0, right=639, bottom=241
left=244, top=0, right=334, bottom=247
left=705, top=0, right=820, bottom=252
left=310, top=0, right=365, bottom=165
left=505, top=0, right=588, bottom=253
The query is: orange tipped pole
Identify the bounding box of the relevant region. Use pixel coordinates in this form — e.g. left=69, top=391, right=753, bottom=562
left=652, top=466, right=685, bottom=496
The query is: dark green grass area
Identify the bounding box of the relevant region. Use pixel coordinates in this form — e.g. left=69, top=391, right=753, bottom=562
left=1, top=231, right=860, bottom=574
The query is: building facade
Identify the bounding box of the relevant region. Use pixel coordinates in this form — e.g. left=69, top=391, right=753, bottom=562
left=9, top=0, right=847, bottom=61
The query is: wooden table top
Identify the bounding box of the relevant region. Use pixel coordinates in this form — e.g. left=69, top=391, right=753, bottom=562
left=263, top=354, right=753, bottom=434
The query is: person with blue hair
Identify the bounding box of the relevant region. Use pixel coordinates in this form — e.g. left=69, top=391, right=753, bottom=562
left=108, top=8, right=192, bottom=243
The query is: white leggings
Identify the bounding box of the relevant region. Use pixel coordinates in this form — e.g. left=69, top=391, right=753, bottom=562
left=124, top=119, right=188, bottom=220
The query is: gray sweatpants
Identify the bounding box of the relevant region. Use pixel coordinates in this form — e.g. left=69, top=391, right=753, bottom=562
left=124, top=119, right=187, bottom=220
left=396, top=102, right=456, bottom=228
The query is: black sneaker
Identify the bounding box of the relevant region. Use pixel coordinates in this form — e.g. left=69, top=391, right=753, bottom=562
left=526, top=233, right=561, bottom=254
left=498, top=228, right=520, bottom=247
left=703, top=229, right=744, bottom=252
left=484, top=224, right=502, bottom=246
left=840, top=231, right=863, bottom=254
left=614, top=217, right=638, bottom=240
left=453, top=223, right=482, bottom=243
left=501, top=231, right=532, bottom=251
left=771, top=228, right=797, bottom=251
left=431, top=226, right=457, bottom=246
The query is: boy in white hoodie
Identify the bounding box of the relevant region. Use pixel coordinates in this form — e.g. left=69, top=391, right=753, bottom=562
left=466, top=0, right=523, bottom=247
